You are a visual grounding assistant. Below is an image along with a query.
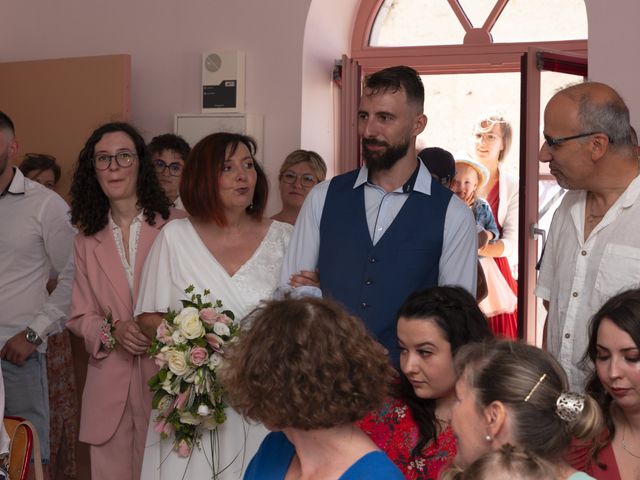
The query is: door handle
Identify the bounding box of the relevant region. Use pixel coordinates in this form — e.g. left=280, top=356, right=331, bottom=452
left=530, top=223, right=546, bottom=245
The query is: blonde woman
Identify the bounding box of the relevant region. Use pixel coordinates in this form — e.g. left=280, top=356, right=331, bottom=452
left=472, top=113, right=519, bottom=338
left=271, top=149, right=327, bottom=225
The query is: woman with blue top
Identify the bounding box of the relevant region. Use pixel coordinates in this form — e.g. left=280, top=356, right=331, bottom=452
left=219, top=297, right=404, bottom=480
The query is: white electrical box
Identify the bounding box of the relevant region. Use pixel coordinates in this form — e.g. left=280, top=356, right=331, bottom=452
left=174, top=113, right=264, bottom=161
left=201, top=51, right=245, bottom=113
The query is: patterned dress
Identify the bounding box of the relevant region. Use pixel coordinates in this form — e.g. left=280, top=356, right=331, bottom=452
left=358, top=398, right=456, bottom=480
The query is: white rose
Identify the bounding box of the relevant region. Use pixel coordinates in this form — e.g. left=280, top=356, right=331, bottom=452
left=179, top=411, right=202, bottom=426
left=161, top=377, right=179, bottom=395
left=208, top=353, right=222, bottom=370
left=178, top=308, right=205, bottom=339
left=172, top=329, right=187, bottom=345
left=174, top=306, right=198, bottom=325
left=166, top=350, right=190, bottom=376
left=212, top=322, right=230, bottom=337
left=197, top=404, right=211, bottom=416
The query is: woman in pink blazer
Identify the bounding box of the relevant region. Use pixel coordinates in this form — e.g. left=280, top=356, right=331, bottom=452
left=67, top=122, right=186, bottom=480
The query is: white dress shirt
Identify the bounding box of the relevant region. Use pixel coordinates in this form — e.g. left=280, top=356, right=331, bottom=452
left=536, top=174, right=640, bottom=391
left=0, top=168, right=76, bottom=350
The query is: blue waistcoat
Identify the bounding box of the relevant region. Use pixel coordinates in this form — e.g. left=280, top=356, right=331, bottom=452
left=318, top=169, right=452, bottom=363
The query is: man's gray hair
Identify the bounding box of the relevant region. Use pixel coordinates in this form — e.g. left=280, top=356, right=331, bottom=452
left=577, top=94, right=633, bottom=148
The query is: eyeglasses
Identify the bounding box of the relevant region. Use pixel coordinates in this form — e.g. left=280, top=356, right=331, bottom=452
left=280, top=171, right=318, bottom=188
left=93, top=151, right=137, bottom=170
left=153, top=159, right=183, bottom=177
left=543, top=131, right=613, bottom=147
left=473, top=132, right=502, bottom=144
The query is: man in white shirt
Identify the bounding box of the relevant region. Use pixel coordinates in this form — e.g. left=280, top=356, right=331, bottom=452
left=0, top=111, right=76, bottom=473
left=536, top=82, right=640, bottom=391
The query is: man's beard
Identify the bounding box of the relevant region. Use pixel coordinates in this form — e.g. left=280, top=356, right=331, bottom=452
left=362, top=137, right=410, bottom=173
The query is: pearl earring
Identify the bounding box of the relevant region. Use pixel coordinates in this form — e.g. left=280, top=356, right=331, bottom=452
left=485, top=435, right=492, bottom=442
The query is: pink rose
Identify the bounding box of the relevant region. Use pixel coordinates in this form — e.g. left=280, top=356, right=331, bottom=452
left=177, top=439, right=191, bottom=457
left=205, top=333, right=223, bottom=351
left=154, top=419, right=167, bottom=434
left=156, top=322, right=173, bottom=344
left=174, top=388, right=190, bottom=410
left=199, top=308, right=217, bottom=326
left=189, top=347, right=208, bottom=366
left=154, top=351, right=168, bottom=368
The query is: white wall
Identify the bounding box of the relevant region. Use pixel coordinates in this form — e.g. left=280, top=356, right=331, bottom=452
left=585, top=0, right=640, bottom=128
left=2, top=0, right=638, bottom=212
left=301, top=0, right=359, bottom=178
left=0, top=0, right=311, bottom=214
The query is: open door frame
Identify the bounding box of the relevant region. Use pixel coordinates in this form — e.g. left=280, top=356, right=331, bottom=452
left=518, top=48, right=587, bottom=344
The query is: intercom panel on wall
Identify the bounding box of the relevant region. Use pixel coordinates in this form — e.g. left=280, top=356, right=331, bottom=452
left=201, top=51, right=245, bottom=113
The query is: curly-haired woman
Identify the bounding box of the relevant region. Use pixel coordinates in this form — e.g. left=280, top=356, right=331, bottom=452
left=220, top=297, right=404, bottom=479
left=66, top=122, right=185, bottom=480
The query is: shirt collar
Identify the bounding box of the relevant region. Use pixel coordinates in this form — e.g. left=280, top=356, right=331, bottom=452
left=620, top=173, right=640, bottom=208
left=353, top=159, right=433, bottom=195
left=108, top=210, right=144, bottom=230
left=1, top=167, right=25, bottom=197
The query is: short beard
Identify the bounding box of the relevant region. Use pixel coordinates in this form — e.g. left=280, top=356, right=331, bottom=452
left=362, top=137, right=410, bottom=173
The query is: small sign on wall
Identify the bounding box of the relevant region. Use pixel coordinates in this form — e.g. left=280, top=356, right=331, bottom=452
left=202, top=51, right=245, bottom=113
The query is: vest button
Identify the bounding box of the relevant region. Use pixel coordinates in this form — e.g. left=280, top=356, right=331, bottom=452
left=365, top=279, right=374, bottom=286
left=361, top=302, right=368, bottom=309
left=368, top=257, right=377, bottom=263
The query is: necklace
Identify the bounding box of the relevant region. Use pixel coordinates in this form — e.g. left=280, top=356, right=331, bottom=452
left=622, top=423, right=640, bottom=459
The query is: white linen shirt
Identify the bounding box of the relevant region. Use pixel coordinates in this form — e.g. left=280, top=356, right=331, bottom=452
left=0, top=168, right=75, bottom=351
left=280, top=161, right=478, bottom=295
left=536, top=174, right=640, bottom=391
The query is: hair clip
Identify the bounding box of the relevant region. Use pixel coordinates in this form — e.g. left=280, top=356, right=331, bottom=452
left=556, top=392, right=585, bottom=423
left=524, top=373, right=546, bottom=402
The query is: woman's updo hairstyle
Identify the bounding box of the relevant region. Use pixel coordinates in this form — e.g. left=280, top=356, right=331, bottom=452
left=454, top=339, right=603, bottom=462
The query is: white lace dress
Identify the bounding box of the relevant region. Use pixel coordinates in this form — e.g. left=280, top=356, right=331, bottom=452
left=135, top=218, right=292, bottom=480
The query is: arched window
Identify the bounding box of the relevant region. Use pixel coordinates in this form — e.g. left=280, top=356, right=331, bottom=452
left=347, top=1, right=587, bottom=175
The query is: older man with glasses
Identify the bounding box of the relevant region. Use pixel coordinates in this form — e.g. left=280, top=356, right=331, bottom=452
left=536, top=81, right=640, bottom=391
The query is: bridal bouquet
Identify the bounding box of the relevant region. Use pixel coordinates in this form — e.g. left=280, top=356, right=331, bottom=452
left=148, top=286, right=238, bottom=457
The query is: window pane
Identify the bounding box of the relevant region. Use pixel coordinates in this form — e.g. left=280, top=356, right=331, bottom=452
left=369, top=0, right=587, bottom=46
left=458, top=0, right=497, bottom=29
left=370, top=0, right=466, bottom=47
left=491, top=0, right=587, bottom=42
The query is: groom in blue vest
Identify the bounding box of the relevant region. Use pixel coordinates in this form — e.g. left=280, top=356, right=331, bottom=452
left=281, top=66, right=477, bottom=363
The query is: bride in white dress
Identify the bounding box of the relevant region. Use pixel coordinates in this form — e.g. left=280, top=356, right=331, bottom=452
left=135, top=133, right=293, bottom=479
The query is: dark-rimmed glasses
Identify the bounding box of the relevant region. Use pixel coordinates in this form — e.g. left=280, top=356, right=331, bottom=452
left=543, top=131, right=613, bottom=147
left=153, top=159, right=183, bottom=177
left=93, top=151, right=137, bottom=170
left=280, top=171, right=318, bottom=188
